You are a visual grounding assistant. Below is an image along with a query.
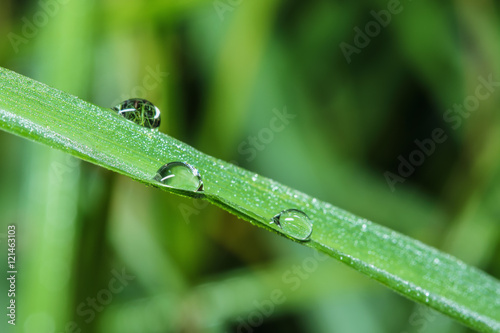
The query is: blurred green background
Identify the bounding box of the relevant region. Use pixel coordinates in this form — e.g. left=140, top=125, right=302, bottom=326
left=1, top=0, right=499, bottom=332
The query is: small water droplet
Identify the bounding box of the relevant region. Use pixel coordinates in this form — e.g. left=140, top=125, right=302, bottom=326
left=361, top=224, right=367, bottom=232
left=112, top=98, right=160, bottom=129
left=271, top=209, right=313, bottom=241
left=154, top=162, right=203, bottom=192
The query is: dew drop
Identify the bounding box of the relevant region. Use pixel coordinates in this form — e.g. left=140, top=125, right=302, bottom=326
left=154, top=162, right=204, bottom=192
left=271, top=209, right=313, bottom=241
left=112, top=98, right=160, bottom=129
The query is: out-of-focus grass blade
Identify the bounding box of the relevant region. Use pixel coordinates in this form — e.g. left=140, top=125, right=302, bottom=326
left=0, top=67, right=499, bottom=333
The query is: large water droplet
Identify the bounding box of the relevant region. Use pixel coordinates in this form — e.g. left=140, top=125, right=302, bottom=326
left=153, top=162, right=204, bottom=192
left=112, top=98, right=160, bottom=129
left=271, top=209, right=312, bottom=241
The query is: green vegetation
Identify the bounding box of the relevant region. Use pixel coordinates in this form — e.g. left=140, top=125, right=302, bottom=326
left=1, top=67, right=499, bottom=332
left=1, top=1, right=499, bottom=333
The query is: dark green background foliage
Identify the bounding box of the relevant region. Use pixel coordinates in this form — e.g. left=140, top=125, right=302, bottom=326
left=0, top=0, right=499, bottom=332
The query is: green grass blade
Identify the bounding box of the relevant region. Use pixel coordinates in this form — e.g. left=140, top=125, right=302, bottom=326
left=0, top=66, right=499, bottom=332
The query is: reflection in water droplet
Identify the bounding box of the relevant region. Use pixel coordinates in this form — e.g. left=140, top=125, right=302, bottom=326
left=112, top=98, right=160, bottom=129
left=271, top=209, right=312, bottom=241
left=154, top=162, right=204, bottom=192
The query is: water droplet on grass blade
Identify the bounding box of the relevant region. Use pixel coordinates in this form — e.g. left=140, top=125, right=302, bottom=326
left=271, top=209, right=312, bottom=241
left=112, top=98, right=160, bottom=129
left=154, top=162, right=204, bottom=192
